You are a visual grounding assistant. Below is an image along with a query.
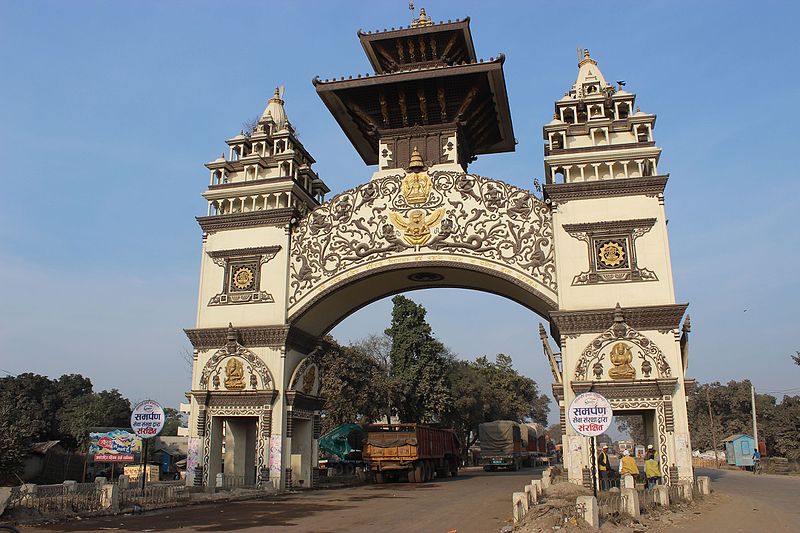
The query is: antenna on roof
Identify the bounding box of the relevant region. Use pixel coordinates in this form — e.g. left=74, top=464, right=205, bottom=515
left=409, top=1, right=415, bottom=24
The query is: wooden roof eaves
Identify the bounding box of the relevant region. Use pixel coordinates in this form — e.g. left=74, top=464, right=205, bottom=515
left=357, top=18, right=476, bottom=74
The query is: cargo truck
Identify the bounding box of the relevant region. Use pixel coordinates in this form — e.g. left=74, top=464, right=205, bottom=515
left=363, top=424, right=460, bottom=483
left=479, top=420, right=524, bottom=471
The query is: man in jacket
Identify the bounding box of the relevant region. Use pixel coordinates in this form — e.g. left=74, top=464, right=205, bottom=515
left=644, top=449, right=660, bottom=489
left=619, top=449, right=639, bottom=484
left=597, top=444, right=610, bottom=489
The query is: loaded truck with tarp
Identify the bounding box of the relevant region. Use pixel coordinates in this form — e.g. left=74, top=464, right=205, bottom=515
left=479, top=420, right=524, bottom=471
left=363, top=423, right=460, bottom=483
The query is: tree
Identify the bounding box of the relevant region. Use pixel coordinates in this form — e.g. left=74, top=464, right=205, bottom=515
left=0, top=402, right=33, bottom=485
left=161, top=408, right=183, bottom=436
left=351, top=333, right=395, bottom=423
left=314, top=337, right=389, bottom=433
left=385, top=295, right=452, bottom=423
left=792, top=351, right=800, bottom=366
left=616, top=415, right=646, bottom=443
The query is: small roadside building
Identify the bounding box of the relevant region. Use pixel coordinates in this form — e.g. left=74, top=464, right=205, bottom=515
left=722, top=434, right=755, bottom=467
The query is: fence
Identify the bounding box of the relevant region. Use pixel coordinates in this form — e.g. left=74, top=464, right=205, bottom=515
left=118, top=481, right=190, bottom=511
left=4, top=483, right=103, bottom=516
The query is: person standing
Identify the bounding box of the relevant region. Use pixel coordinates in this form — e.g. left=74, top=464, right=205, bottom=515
left=752, top=448, right=761, bottom=474
left=598, top=444, right=610, bottom=489
left=645, top=450, right=660, bottom=489
left=619, top=449, right=639, bottom=486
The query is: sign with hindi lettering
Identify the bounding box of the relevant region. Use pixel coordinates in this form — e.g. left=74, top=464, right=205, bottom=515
left=568, top=392, right=613, bottom=437
left=130, top=399, right=166, bottom=438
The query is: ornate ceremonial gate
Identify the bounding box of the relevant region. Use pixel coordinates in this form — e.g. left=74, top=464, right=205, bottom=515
left=184, top=12, right=695, bottom=491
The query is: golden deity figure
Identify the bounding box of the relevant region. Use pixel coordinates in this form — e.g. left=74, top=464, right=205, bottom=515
left=389, top=208, right=444, bottom=247
left=608, top=342, right=636, bottom=379
left=401, top=171, right=432, bottom=204
left=224, top=358, right=246, bottom=390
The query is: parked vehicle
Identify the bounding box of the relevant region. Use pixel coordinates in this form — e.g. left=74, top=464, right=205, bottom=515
left=479, top=420, right=524, bottom=471
left=362, top=424, right=460, bottom=483
left=318, top=423, right=366, bottom=476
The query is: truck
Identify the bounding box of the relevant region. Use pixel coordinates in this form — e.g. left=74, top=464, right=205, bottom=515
left=362, top=424, right=460, bottom=483
left=318, top=423, right=366, bottom=476
left=479, top=420, right=524, bottom=471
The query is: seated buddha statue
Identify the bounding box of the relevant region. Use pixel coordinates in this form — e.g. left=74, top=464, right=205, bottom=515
left=608, top=342, right=636, bottom=379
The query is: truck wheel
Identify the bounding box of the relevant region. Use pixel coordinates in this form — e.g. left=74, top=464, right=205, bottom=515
left=407, top=469, right=416, bottom=483
left=375, top=472, right=384, bottom=484
left=483, top=465, right=492, bottom=472
left=450, top=461, right=459, bottom=477
left=414, top=463, right=425, bottom=483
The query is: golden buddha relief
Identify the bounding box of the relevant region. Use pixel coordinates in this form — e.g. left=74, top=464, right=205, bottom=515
left=401, top=171, right=432, bottom=205
left=608, top=342, right=636, bottom=379
left=224, top=358, right=246, bottom=390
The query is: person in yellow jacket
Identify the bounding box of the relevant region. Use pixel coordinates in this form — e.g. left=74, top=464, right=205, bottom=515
left=597, top=444, right=610, bottom=489
left=645, top=449, right=661, bottom=489
left=619, top=449, right=639, bottom=480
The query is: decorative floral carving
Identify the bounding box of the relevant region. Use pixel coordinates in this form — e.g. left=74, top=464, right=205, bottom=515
left=199, top=342, right=274, bottom=391
left=288, top=171, right=557, bottom=308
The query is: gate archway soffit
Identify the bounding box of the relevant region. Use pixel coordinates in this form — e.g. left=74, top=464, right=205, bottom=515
left=288, top=170, right=558, bottom=320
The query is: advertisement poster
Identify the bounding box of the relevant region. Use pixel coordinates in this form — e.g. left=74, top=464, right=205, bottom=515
left=186, top=437, right=199, bottom=480
left=269, top=435, right=282, bottom=477
left=89, top=429, right=141, bottom=462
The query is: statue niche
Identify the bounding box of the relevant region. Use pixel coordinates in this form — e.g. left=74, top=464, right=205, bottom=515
left=224, top=358, right=246, bottom=390
left=608, top=342, right=636, bottom=380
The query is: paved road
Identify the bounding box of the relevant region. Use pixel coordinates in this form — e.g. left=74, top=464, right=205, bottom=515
left=668, top=468, right=800, bottom=532
left=25, top=467, right=542, bottom=533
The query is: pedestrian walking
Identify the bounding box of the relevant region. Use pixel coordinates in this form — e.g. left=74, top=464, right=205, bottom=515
left=598, top=444, right=610, bottom=489
left=645, top=450, right=660, bottom=489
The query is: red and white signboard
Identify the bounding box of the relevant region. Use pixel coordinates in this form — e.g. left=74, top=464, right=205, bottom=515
left=568, top=392, right=613, bottom=437
left=130, top=400, right=165, bottom=438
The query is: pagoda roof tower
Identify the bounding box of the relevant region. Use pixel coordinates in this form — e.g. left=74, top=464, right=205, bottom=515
left=314, top=9, right=514, bottom=172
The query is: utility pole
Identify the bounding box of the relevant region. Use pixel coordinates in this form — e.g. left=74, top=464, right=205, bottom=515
left=705, top=387, right=720, bottom=468
left=751, top=383, right=759, bottom=453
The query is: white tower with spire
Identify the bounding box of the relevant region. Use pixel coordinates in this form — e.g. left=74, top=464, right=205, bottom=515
left=542, top=50, right=695, bottom=487
left=185, top=88, right=330, bottom=490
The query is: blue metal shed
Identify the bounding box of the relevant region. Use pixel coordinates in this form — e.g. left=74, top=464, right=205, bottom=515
left=722, top=434, right=755, bottom=467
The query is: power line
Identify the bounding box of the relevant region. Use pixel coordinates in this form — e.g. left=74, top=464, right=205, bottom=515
left=0, top=368, right=16, bottom=377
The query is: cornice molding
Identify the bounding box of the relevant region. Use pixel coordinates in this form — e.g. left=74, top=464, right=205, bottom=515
left=570, top=378, right=679, bottom=399
left=562, top=218, right=656, bottom=235
left=188, top=390, right=278, bottom=408
left=285, top=390, right=326, bottom=411
left=550, top=303, right=688, bottom=338
left=197, top=208, right=297, bottom=232
left=184, top=324, right=319, bottom=353
left=206, top=246, right=282, bottom=259
left=543, top=176, right=668, bottom=204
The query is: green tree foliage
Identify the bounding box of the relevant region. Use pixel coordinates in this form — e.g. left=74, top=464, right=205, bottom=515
left=385, top=295, right=452, bottom=423
left=443, top=354, right=550, bottom=451
left=792, top=350, right=800, bottom=365
left=0, top=402, right=34, bottom=485
left=687, top=380, right=800, bottom=460
left=161, top=407, right=183, bottom=436
left=314, top=337, right=389, bottom=433
left=0, top=373, right=132, bottom=450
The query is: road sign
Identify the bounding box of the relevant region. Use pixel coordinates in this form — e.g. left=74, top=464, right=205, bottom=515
left=130, top=399, right=166, bottom=438
left=568, top=392, right=613, bottom=437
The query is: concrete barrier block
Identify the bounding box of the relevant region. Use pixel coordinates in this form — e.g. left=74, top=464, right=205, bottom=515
left=621, top=474, right=635, bottom=488
left=697, top=476, right=711, bottom=495
left=620, top=487, right=640, bottom=518
left=576, top=495, right=599, bottom=528
left=100, top=483, right=119, bottom=513
left=62, top=480, right=77, bottom=493
left=653, top=485, right=670, bottom=506
left=117, top=475, right=130, bottom=489
left=512, top=492, right=528, bottom=524
left=532, top=479, right=542, bottom=497
left=541, top=470, right=551, bottom=489
left=94, top=476, right=107, bottom=486
left=678, top=481, right=693, bottom=501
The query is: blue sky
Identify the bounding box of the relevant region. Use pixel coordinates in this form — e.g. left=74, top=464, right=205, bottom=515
left=1, top=1, right=798, bottom=419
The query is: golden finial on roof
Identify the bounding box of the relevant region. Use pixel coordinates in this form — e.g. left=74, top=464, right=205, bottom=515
left=584, top=48, right=590, bottom=59
left=408, top=147, right=425, bottom=169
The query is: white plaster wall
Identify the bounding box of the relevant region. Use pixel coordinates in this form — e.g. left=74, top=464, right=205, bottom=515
left=552, top=195, right=675, bottom=311
left=196, top=226, right=291, bottom=329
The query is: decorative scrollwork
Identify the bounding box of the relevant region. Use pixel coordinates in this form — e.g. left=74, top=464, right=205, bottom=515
left=288, top=171, right=557, bottom=308
left=574, top=310, right=671, bottom=381
left=199, top=343, right=274, bottom=391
